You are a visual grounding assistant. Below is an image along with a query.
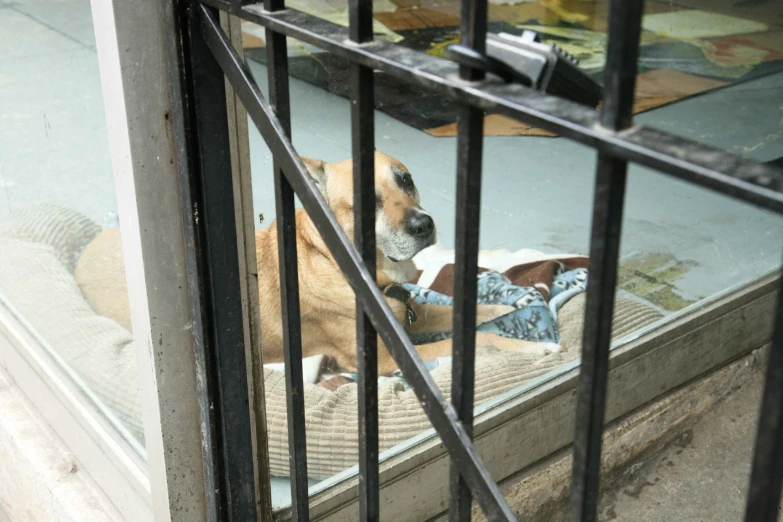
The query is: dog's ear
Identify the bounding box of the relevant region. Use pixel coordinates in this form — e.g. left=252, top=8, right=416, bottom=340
left=301, top=157, right=327, bottom=196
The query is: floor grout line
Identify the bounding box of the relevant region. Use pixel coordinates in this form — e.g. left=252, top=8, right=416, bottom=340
left=9, top=5, right=94, bottom=52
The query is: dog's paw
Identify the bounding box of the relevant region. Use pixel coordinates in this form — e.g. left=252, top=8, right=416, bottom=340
left=475, top=304, right=515, bottom=325
left=515, top=341, right=563, bottom=357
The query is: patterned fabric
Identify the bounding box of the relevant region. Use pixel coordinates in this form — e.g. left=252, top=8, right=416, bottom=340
left=264, top=293, right=664, bottom=479
left=325, top=266, right=589, bottom=391
left=405, top=266, right=588, bottom=345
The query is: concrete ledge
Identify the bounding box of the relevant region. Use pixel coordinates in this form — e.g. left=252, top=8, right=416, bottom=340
left=469, top=345, right=767, bottom=521
left=0, top=368, right=122, bottom=522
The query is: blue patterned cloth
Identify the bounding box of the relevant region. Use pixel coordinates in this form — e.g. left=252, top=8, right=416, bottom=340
left=334, top=266, right=588, bottom=388
left=404, top=267, right=588, bottom=345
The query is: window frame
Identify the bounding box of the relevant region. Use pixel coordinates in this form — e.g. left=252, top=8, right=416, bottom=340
left=1, top=1, right=267, bottom=520
left=0, top=298, right=151, bottom=521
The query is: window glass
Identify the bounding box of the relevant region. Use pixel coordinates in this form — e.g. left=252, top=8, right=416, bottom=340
left=241, top=0, right=783, bottom=510
left=0, top=0, right=145, bottom=461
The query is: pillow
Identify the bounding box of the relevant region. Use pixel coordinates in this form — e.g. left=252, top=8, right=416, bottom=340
left=0, top=237, right=143, bottom=441
left=0, top=204, right=100, bottom=272
left=264, top=292, right=663, bottom=479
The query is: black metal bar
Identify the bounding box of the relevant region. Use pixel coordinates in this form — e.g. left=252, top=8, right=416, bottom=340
left=169, top=3, right=221, bottom=520
left=261, top=0, right=310, bottom=519
left=450, top=107, right=486, bottom=521
left=197, top=9, right=516, bottom=518
left=744, top=279, right=783, bottom=522
left=184, top=4, right=258, bottom=520
left=569, top=1, right=643, bottom=521
left=348, top=0, right=380, bottom=520
left=238, top=7, right=783, bottom=215
left=450, top=0, right=489, bottom=520
left=203, top=0, right=238, bottom=12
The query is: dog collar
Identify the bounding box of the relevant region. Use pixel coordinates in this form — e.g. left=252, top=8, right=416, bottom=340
left=383, top=283, right=418, bottom=328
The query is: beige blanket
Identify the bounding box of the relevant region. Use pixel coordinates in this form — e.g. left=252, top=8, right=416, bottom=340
left=264, top=292, right=660, bottom=478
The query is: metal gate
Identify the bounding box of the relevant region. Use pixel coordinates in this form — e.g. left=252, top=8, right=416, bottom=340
left=168, top=0, right=783, bottom=520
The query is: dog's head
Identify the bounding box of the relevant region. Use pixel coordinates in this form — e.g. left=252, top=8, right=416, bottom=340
left=301, top=152, right=436, bottom=262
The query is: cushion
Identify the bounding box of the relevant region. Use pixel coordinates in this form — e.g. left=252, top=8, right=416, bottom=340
left=0, top=236, right=143, bottom=441
left=264, top=292, right=661, bottom=479
left=0, top=205, right=664, bottom=480
left=0, top=204, right=100, bottom=272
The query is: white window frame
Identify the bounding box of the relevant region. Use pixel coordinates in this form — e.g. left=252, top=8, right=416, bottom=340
left=0, top=297, right=150, bottom=520
left=2, top=1, right=264, bottom=520
left=1, top=0, right=215, bottom=519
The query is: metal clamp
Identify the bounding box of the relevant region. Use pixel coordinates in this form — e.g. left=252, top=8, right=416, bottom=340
left=446, top=30, right=604, bottom=107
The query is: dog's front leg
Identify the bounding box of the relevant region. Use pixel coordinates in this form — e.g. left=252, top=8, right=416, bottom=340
left=376, top=332, right=560, bottom=376
left=408, top=302, right=515, bottom=335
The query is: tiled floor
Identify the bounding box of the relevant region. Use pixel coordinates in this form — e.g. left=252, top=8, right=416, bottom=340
left=244, top=59, right=783, bottom=308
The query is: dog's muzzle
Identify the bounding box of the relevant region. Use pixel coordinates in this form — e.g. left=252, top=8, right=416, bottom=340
left=404, top=212, right=435, bottom=240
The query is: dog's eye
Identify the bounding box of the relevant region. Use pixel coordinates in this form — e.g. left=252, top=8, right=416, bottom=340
left=401, top=173, right=413, bottom=190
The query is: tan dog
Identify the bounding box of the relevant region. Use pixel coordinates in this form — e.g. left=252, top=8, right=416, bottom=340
left=75, top=151, right=557, bottom=376
left=256, top=152, right=558, bottom=375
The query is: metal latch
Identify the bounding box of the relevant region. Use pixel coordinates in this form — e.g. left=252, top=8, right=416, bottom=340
left=446, top=30, right=603, bottom=107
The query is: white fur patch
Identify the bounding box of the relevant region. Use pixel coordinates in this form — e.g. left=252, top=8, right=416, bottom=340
left=380, top=256, right=418, bottom=283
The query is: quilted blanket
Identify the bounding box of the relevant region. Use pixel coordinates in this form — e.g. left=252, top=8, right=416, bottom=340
left=405, top=260, right=589, bottom=345
left=269, top=253, right=591, bottom=391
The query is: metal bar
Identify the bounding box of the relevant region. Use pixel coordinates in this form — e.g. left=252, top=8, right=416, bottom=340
left=450, top=0, right=489, bottom=520
left=237, top=7, right=783, bottom=215
left=259, top=0, right=310, bottom=519
left=197, top=8, right=516, bottom=518
left=569, top=1, right=643, bottom=521
left=744, top=278, right=783, bottom=522
left=218, top=10, right=275, bottom=520
left=348, top=0, right=380, bottom=520
left=202, top=0, right=238, bottom=12
left=176, top=4, right=221, bottom=520
left=184, top=5, right=258, bottom=520
left=231, top=0, right=257, bottom=8
left=450, top=107, right=487, bottom=521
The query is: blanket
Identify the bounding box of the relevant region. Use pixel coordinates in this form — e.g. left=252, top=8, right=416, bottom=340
left=270, top=254, right=590, bottom=391
left=405, top=263, right=588, bottom=345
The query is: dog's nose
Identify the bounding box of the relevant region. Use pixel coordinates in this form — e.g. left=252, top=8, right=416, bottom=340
left=405, top=213, right=434, bottom=238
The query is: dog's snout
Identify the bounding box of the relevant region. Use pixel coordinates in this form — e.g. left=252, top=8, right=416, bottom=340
left=405, top=213, right=434, bottom=239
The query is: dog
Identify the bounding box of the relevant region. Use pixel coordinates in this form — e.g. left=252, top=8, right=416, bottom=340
left=256, top=152, right=559, bottom=375
left=75, top=151, right=557, bottom=376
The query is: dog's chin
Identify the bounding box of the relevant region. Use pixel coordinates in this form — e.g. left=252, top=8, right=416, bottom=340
left=383, top=236, right=436, bottom=263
